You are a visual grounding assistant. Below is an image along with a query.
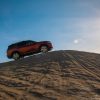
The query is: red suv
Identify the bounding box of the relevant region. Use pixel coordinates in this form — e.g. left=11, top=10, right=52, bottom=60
left=7, top=40, right=53, bottom=60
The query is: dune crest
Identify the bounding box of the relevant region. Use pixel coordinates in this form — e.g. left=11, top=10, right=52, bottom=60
left=0, top=50, right=100, bottom=100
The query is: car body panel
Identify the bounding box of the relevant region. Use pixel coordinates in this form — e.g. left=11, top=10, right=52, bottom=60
left=7, top=40, right=53, bottom=59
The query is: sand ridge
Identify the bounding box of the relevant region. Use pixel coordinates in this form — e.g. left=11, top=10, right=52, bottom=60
left=0, top=50, right=100, bottom=100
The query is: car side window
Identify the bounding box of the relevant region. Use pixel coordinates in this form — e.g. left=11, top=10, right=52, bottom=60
left=26, top=41, right=33, bottom=46
left=17, top=41, right=35, bottom=47
left=17, top=42, right=26, bottom=47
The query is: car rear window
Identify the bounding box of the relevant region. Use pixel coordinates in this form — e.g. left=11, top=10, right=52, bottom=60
left=8, top=44, right=17, bottom=50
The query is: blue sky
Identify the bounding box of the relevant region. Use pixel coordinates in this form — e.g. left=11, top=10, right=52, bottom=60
left=0, top=0, right=100, bottom=63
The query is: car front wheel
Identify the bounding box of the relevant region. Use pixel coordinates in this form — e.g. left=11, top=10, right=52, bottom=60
left=40, top=46, right=48, bottom=53
left=12, top=52, right=20, bottom=60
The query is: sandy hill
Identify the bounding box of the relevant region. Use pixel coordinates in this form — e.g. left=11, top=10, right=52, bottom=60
left=0, top=50, right=100, bottom=100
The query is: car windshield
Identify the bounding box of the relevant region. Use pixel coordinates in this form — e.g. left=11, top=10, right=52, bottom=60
left=26, top=40, right=36, bottom=43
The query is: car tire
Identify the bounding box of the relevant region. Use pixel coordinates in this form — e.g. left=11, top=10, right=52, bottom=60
left=12, top=52, right=20, bottom=60
left=40, top=46, right=48, bottom=53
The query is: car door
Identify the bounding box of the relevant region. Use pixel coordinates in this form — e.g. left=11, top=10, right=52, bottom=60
left=19, top=41, right=37, bottom=54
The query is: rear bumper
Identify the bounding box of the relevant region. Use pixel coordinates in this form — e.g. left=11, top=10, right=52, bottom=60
left=7, top=51, right=12, bottom=59
left=7, top=55, right=12, bottom=59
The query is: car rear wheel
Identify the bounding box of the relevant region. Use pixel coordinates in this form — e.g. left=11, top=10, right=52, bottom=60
left=40, top=46, right=48, bottom=53
left=12, top=52, right=20, bottom=60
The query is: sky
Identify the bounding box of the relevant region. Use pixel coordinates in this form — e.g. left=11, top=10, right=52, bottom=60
left=0, top=0, right=100, bottom=63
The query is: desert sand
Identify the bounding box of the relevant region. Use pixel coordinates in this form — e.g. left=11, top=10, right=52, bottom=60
left=0, top=50, right=100, bottom=100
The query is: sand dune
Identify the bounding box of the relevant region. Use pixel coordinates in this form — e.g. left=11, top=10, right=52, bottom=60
left=0, top=50, right=100, bottom=100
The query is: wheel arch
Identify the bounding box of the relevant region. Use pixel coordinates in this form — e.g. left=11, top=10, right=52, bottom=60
left=11, top=51, right=21, bottom=58
left=39, top=44, right=49, bottom=51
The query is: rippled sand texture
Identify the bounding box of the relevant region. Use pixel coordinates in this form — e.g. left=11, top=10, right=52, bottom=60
left=0, top=50, right=100, bottom=100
